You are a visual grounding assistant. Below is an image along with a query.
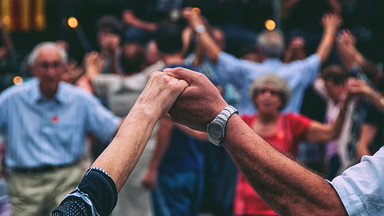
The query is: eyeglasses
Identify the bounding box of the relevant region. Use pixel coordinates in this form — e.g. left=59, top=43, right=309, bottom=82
left=255, top=88, right=281, bottom=96
left=36, top=62, right=64, bottom=70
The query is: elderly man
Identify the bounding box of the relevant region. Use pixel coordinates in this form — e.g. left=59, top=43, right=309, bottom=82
left=0, top=42, right=120, bottom=215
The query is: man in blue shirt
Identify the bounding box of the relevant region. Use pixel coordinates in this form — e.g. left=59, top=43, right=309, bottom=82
left=183, top=9, right=342, bottom=115
left=0, top=42, right=120, bottom=215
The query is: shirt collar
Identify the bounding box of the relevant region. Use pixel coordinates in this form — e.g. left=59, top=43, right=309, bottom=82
left=263, top=58, right=282, bottom=64
left=33, top=79, right=64, bottom=104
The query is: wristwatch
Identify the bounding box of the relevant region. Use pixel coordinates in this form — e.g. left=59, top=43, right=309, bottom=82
left=195, top=25, right=206, bottom=34
left=207, top=105, right=238, bottom=146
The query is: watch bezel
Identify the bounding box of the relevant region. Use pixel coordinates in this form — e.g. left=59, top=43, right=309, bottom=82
left=207, top=119, right=226, bottom=146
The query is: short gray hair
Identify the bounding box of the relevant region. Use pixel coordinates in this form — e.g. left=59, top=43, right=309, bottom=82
left=249, top=73, right=291, bottom=110
left=27, top=42, right=68, bottom=65
left=257, top=30, right=285, bottom=58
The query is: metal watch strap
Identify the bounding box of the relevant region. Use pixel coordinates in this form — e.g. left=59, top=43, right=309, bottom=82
left=207, top=105, right=238, bottom=146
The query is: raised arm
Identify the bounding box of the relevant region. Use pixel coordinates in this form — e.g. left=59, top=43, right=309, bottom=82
left=122, top=10, right=157, bottom=32
left=182, top=8, right=221, bottom=63
left=92, top=71, right=189, bottom=192
left=336, top=29, right=365, bottom=70
left=167, top=67, right=347, bottom=216
left=316, top=13, right=342, bottom=63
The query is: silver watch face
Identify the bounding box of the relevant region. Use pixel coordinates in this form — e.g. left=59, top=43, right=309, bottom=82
left=208, top=123, right=224, bottom=140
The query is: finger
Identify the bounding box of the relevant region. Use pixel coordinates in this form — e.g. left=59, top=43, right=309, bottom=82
left=175, top=79, right=189, bottom=92
left=164, top=67, right=201, bottom=85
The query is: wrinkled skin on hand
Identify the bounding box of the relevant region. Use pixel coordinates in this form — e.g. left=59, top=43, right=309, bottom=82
left=138, top=71, right=189, bottom=115
left=166, top=67, right=228, bottom=131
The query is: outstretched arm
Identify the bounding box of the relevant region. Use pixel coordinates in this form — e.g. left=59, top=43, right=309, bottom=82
left=182, top=8, right=221, bottom=63
left=336, top=29, right=365, bottom=70
left=167, top=67, right=347, bottom=216
left=92, top=71, right=189, bottom=192
left=316, top=13, right=342, bottom=63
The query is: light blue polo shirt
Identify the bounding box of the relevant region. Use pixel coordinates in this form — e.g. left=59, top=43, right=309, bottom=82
left=217, top=52, right=321, bottom=114
left=0, top=79, right=120, bottom=168
left=331, top=147, right=384, bottom=215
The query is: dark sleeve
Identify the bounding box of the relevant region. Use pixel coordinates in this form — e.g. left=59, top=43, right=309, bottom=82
left=364, top=102, right=383, bottom=127
left=52, top=168, right=118, bottom=216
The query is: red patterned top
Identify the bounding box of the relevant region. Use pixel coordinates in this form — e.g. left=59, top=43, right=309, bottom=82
left=234, top=113, right=312, bottom=215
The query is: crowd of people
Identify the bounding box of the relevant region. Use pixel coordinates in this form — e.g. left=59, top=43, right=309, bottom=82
left=0, top=1, right=383, bottom=215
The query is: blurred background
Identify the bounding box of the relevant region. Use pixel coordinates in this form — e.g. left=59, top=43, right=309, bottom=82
left=0, top=0, right=383, bottom=90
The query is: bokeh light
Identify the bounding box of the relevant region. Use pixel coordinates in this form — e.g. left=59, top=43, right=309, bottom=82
left=192, top=7, right=201, bottom=14
left=265, top=19, right=276, bottom=31
left=67, top=17, right=78, bottom=29
left=13, top=76, right=23, bottom=85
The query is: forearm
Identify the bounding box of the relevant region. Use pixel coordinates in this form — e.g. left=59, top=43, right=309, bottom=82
left=222, top=115, right=347, bottom=215
left=110, top=51, right=120, bottom=74
left=196, top=31, right=221, bottom=63
left=91, top=103, right=161, bottom=192
left=316, top=27, right=338, bottom=63
left=356, top=124, right=377, bottom=159
left=123, top=11, right=156, bottom=32
left=365, top=90, right=384, bottom=113
left=337, top=44, right=364, bottom=70
left=147, top=117, right=173, bottom=171
left=356, top=143, right=371, bottom=160
left=329, top=101, right=348, bottom=139
left=175, top=123, right=208, bottom=141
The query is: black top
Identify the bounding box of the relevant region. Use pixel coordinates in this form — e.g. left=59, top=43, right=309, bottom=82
left=52, top=168, right=118, bottom=216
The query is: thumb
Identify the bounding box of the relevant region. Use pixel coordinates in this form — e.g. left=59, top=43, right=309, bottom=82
left=163, top=67, right=201, bottom=86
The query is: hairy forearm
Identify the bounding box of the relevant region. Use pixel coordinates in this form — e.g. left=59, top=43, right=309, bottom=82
left=222, top=115, right=347, bottom=215
left=91, top=103, right=160, bottom=192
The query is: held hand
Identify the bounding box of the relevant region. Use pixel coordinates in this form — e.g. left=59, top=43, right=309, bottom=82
left=136, top=71, right=189, bottom=116
left=337, top=29, right=356, bottom=47
left=141, top=169, right=158, bottom=190
left=166, top=67, right=228, bottom=131
left=182, top=7, right=204, bottom=30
